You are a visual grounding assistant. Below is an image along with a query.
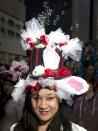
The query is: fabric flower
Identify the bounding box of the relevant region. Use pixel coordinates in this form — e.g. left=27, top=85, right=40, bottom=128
left=25, top=37, right=36, bottom=48
left=40, top=35, right=48, bottom=45
left=59, top=41, right=68, bottom=47
left=43, top=67, right=71, bottom=78
left=10, top=60, right=29, bottom=81
left=25, top=82, right=40, bottom=93
left=32, top=65, right=45, bottom=76
left=26, top=37, right=32, bottom=43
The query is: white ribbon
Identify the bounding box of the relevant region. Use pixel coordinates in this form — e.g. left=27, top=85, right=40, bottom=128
left=38, top=77, right=55, bottom=87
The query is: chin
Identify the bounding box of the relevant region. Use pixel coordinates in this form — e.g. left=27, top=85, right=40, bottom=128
left=38, top=116, right=53, bottom=123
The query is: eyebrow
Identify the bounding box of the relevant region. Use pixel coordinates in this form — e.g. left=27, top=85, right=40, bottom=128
left=46, top=93, right=56, bottom=96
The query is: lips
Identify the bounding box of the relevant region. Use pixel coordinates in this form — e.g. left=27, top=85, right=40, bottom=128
left=39, top=111, right=49, bottom=115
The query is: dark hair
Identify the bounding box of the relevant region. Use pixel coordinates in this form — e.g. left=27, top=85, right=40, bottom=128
left=14, top=91, right=72, bottom=131
left=0, top=72, right=16, bottom=85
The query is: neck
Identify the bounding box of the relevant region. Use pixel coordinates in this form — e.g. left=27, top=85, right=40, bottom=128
left=38, top=121, right=50, bottom=131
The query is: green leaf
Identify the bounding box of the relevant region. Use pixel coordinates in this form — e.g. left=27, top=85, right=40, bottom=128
left=36, top=38, right=41, bottom=45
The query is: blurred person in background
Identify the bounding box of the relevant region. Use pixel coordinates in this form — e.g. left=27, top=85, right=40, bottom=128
left=0, top=60, right=29, bottom=131
left=71, top=63, right=98, bottom=131
left=78, top=40, right=97, bottom=77
left=94, top=55, right=98, bottom=89
left=0, top=64, right=9, bottom=72
left=0, top=64, right=9, bottom=119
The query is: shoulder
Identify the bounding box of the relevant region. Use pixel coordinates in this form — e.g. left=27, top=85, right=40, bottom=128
left=10, top=123, right=17, bottom=131
left=71, top=122, right=87, bottom=131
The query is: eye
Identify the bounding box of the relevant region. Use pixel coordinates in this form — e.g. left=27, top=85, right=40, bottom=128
left=32, top=94, right=40, bottom=101
left=47, top=96, right=55, bottom=101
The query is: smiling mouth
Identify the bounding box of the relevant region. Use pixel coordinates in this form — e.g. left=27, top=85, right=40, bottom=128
left=39, top=111, right=49, bottom=115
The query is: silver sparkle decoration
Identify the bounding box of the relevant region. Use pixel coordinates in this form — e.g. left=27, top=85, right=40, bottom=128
left=37, top=1, right=53, bottom=26
left=53, top=14, right=61, bottom=25
left=37, top=1, right=66, bottom=27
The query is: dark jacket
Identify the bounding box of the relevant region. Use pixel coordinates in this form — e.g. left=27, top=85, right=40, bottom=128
left=72, top=93, right=98, bottom=131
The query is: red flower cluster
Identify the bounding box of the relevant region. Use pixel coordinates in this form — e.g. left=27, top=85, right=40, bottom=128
left=25, top=82, right=40, bottom=93
left=25, top=35, right=48, bottom=48
left=40, top=35, right=48, bottom=45
left=26, top=37, right=36, bottom=48
left=59, top=41, right=68, bottom=47
left=43, top=67, right=71, bottom=78
left=25, top=82, right=57, bottom=93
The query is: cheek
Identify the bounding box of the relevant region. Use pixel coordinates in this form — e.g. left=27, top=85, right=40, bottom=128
left=49, top=99, right=59, bottom=111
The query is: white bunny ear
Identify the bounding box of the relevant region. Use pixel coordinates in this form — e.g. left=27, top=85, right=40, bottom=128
left=43, top=46, right=60, bottom=69
left=65, top=76, right=89, bottom=95
left=56, top=76, right=89, bottom=97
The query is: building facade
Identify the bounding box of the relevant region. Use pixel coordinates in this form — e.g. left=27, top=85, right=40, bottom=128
left=72, top=0, right=98, bottom=50
left=0, top=0, right=26, bottom=64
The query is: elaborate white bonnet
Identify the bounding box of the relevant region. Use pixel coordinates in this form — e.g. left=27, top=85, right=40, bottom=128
left=12, top=18, right=89, bottom=102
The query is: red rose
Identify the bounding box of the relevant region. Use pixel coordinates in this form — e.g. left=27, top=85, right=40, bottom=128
left=25, top=82, right=40, bottom=93
left=40, top=35, right=48, bottom=45
left=56, top=67, right=71, bottom=78
left=43, top=67, right=71, bottom=78
left=59, top=42, right=67, bottom=47
left=26, top=37, right=32, bottom=43
left=28, top=42, right=36, bottom=48
left=25, top=37, right=36, bottom=48
left=43, top=69, right=54, bottom=77
left=25, top=85, right=33, bottom=93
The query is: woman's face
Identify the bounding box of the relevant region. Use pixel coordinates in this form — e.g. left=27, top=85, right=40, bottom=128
left=31, top=88, right=60, bottom=122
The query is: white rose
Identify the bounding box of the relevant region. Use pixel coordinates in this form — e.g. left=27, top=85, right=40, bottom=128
left=32, top=65, right=45, bottom=76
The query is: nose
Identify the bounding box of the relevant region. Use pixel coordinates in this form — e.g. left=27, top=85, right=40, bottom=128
left=39, top=99, right=48, bottom=110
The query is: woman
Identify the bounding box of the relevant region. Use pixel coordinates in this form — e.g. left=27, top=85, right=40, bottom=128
left=10, top=17, right=89, bottom=131
left=0, top=72, right=24, bottom=131
left=71, top=64, right=98, bottom=131
left=10, top=67, right=89, bottom=131
left=11, top=82, right=88, bottom=131
left=0, top=60, right=29, bottom=131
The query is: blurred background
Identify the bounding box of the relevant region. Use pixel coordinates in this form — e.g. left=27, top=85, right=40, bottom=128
left=0, top=0, right=98, bottom=65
